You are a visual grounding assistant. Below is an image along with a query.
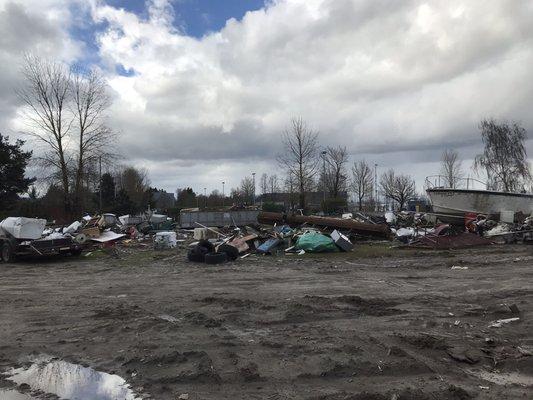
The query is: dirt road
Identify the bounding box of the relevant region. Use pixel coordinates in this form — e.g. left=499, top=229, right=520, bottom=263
left=1, top=245, right=532, bottom=399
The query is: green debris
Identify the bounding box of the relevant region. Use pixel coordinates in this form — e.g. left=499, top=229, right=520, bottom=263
left=295, top=231, right=338, bottom=253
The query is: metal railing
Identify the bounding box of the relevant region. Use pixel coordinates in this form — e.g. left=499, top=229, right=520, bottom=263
left=424, top=175, right=487, bottom=190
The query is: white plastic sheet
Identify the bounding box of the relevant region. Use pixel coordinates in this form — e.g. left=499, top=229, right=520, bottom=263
left=0, top=217, right=46, bottom=240
left=91, top=230, right=126, bottom=243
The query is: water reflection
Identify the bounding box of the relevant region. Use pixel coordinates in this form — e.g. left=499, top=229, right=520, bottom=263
left=5, top=355, right=139, bottom=400
left=0, top=389, right=36, bottom=400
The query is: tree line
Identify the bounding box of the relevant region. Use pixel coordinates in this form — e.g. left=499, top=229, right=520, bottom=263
left=1, top=54, right=531, bottom=218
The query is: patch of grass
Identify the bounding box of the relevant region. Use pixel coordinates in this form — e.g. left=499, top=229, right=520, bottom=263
left=304, top=242, right=398, bottom=259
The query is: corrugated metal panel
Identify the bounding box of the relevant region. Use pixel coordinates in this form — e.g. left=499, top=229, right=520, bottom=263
left=179, top=210, right=260, bottom=228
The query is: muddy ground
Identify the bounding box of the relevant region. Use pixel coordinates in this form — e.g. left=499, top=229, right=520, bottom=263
left=1, top=244, right=532, bottom=400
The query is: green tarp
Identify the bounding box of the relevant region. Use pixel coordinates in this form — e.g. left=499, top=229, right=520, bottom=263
left=295, top=231, right=338, bottom=253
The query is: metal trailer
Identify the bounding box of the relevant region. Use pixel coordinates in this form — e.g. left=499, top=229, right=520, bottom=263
left=0, top=232, right=83, bottom=263
left=179, top=210, right=260, bottom=228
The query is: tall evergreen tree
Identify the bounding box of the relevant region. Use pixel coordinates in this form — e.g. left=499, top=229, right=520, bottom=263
left=99, top=173, right=116, bottom=211
left=0, top=134, right=34, bottom=213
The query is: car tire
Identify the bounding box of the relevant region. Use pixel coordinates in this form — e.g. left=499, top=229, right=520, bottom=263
left=1, top=243, right=15, bottom=263
left=204, top=252, right=227, bottom=265
left=198, top=240, right=215, bottom=253
left=71, top=248, right=83, bottom=256
left=188, top=245, right=209, bottom=262
left=217, top=244, right=239, bottom=261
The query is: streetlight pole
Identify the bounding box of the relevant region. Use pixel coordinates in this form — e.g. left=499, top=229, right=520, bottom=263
left=374, top=163, right=378, bottom=211
left=252, top=172, right=256, bottom=206
left=98, top=155, right=102, bottom=212
left=222, top=181, right=225, bottom=208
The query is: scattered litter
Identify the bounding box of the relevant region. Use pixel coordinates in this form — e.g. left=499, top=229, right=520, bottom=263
left=451, top=265, right=468, bottom=270
left=489, top=317, right=520, bottom=328
left=517, top=346, right=533, bottom=356
left=158, top=314, right=180, bottom=323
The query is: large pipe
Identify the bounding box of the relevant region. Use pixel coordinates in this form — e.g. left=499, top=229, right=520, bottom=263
left=257, top=212, right=391, bottom=239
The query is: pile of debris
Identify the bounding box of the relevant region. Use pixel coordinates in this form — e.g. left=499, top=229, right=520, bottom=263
left=0, top=211, right=182, bottom=262
left=185, top=211, right=390, bottom=264
left=483, top=215, right=533, bottom=244
left=382, top=210, right=497, bottom=250
left=0, top=217, right=83, bottom=262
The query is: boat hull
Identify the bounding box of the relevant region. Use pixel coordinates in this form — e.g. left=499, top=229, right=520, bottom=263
left=426, top=188, right=533, bottom=222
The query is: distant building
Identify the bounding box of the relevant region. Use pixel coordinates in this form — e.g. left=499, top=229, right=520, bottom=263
left=152, top=190, right=176, bottom=210
left=257, top=191, right=348, bottom=210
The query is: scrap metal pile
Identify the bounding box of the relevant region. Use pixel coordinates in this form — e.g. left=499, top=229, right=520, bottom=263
left=385, top=211, right=495, bottom=250
left=482, top=215, right=533, bottom=243
left=0, top=211, right=181, bottom=262
left=5, top=206, right=521, bottom=263
left=185, top=211, right=391, bottom=264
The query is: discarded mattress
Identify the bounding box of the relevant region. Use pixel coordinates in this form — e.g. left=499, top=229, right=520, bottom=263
left=295, top=231, right=338, bottom=253
left=0, top=217, right=46, bottom=240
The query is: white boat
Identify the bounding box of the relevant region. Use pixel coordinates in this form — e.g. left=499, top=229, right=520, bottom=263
left=425, top=176, right=533, bottom=222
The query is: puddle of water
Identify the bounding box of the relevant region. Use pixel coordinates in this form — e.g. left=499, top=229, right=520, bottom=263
left=472, top=370, right=533, bottom=387
left=0, top=389, right=37, bottom=400
left=4, top=355, right=140, bottom=400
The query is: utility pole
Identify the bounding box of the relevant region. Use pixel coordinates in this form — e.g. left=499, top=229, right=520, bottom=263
left=321, top=150, right=327, bottom=211
left=252, top=172, right=256, bottom=206
left=222, top=181, right=225, bottom=208
left=98, top=155, right=102, bottom=212
left=204, top=187, right=207, bottom=208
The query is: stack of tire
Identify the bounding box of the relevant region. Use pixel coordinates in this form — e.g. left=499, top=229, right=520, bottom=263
left=187, top=240, right=239, bottom=264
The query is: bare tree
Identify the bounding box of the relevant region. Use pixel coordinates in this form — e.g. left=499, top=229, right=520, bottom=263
left=17, top=55, right=73, bottom=211
left=350, top=160, right=373, bottom=210
left=268, top=174, right=279, bottom=198
left=474, top=119, right=531, bottom=192
left=17, top=55, right=117, bottom=214
left=283, top=171, right=297, bottom=211
left=277, top=118, right=319, bottom=210
left=380, top=169, right=416, bottom=210
left=116, top=166, right=150, bottom=211
left=259, top=173, right=268, bottom=196
left=239, top=176, right=255, bottom=204
left=71, top=68, right=117, bottom=210
left=324, top=145, right=348, bottom=198
left=441, top=149, right=463, bottom=188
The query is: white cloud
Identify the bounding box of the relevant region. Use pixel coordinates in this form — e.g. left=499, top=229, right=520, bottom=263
left=1, top=0, right=533, bottom=194
left=0, top=0, right=82, bottom=130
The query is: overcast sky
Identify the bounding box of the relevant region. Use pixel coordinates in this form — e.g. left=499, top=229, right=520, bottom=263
left=1, top=0, right=533, bottom=195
